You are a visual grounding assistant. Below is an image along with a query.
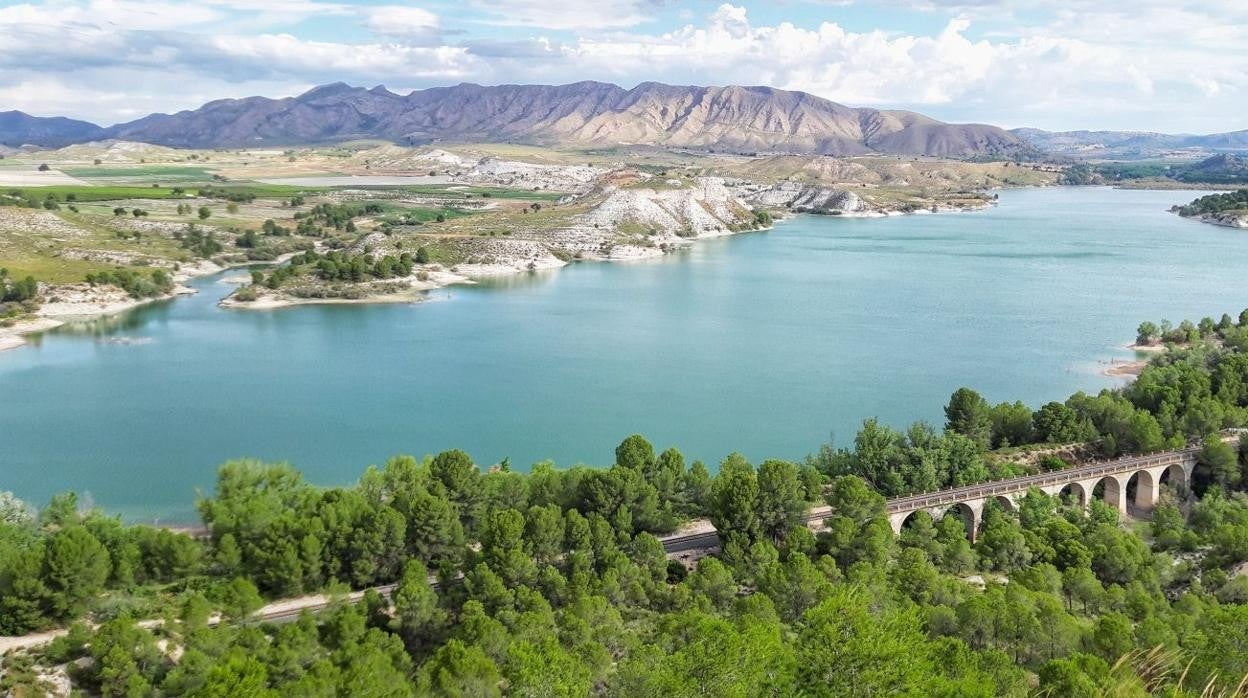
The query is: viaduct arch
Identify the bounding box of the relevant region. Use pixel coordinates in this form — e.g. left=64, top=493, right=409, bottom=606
left=883, top=448, right=1197, bottom=542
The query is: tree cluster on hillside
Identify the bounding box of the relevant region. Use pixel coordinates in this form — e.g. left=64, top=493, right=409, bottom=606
left=1090, top=156, right=1248, bottom=187
left=172, top=224, right=223, bottom=258
left=291, top=202, right=384, bottom=236
left=250, top=249, right=415, bottom=291
left=5, top=427, right=1248, bottom=695
left=194, top=186, right=258, bottom=203
left=84, top=268, right=174, bottom=299
left=1177, top=189, right=1248, bottom=217
left=1058, top=163, right=1102, bottom=186
left=259, top=219, right=291, bottom=237
left=7, top=312, right=1248, bottom=694
left=810, top=310, right=1248, bottom=500
left=1178, top=154, right=1248, bottom=185
left=0, top=268, right=39, bottom=315
left=1133, top=314, right=1242, bottom=346
left=0, top=189, right=74, bottom=210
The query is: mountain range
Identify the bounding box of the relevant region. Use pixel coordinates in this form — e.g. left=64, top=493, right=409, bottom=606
left=0, top=110, right=107, bottom=148
left=0, top=81, right=1028, bottom=158
left=1011, top=127, right=1248, bottom=159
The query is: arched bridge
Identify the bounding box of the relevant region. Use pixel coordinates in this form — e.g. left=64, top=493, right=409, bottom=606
left=884, top=447, right=1198, bottom=541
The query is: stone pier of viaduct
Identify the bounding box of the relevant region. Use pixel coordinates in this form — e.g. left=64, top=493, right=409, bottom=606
left=884, top=447, right=1198, bottom=541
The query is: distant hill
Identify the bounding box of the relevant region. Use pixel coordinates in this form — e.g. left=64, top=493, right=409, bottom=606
left=0, top=111, right=105, bottom=148
left=1182, top=153, right=1248, bottom=182
left=1072, top=153, right=1248, bottom=186
left=1012, top=127, right=1248, bottom=159
left=1, top=82, right=1029, bottom=159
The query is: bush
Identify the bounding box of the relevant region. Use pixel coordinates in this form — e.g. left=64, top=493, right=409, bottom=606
left=0, top=271, right=38, bottom=303
left=1039, top=455, right=1070, bottom=472
left=84, top=268, right=174, bottom=299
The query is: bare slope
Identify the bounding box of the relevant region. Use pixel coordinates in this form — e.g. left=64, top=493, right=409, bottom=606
left=92, top=81, right=1026, bottom=158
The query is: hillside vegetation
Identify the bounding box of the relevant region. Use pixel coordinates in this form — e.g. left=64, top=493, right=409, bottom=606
left=1061, top=155, right=1248, bottom=188
left=1176, top=189, right=1248, bottom=217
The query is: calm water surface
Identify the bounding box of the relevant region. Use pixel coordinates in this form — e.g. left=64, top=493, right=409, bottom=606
left=1, top=186, right=1243, bottom=520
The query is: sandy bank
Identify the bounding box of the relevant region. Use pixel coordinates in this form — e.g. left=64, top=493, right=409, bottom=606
left=1102, top=343, right=1167, bottom=379
left=0, top=317, right=63, bottom=353
left=219, top=251, right=577, bottom=310
left=220, top=289, right=426, bottom=311
left=832, top=202, right=994, bottom=219
left=452, top=257, right=567, bottom=276
left=219, top=268, right=468, bottom=311
left=0, top=285, right=197, bottom=353
left=1103, top=359, right=1149, bottom=378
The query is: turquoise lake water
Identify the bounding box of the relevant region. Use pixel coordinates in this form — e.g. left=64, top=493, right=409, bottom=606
left=1, top=186, right=1243, bottom=521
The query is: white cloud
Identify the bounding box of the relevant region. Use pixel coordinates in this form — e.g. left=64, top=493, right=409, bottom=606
left=208, top=33, right=478, bottom=80
left=0, top=0, right=222, bottom=29
left=1192, top=75, right=1222, bottom=98
left=0, top=0, right=1244, bottom=132
left=466, top=0, right=655, bottom=30
left=562, top=7, right=1116, bottom=108
left=0, top=71, right=302, bottom=122
left=366, top=6, right=441, bottom=41
left=205, top=0, right=355, bottom=28
left=544, top=4, right=1245, bottom=130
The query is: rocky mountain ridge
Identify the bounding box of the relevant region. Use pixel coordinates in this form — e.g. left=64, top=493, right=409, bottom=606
left=2, top=81, right=1027, bottom=158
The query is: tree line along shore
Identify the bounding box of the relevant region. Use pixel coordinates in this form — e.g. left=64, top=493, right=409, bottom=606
left=5, top=310, right=1248, bottom=695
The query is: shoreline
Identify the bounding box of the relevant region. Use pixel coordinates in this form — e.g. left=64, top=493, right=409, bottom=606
left=1101, top=342, right=1166, bottom=379
left=0, top=252, right=317, bottom=353
left=0, top=317, right=63, bottom=352
left=218, top=221, right=782, bottom=311
left=0, top=260, right=227, bottom=354
left=1117, top=181, right=1244, bottom=192
left=831, top=201, right=994, bottom=219
left=220, top=288, right=432, bottom=311
left=1186, top=212, right=1248, bottom=230
left=1103, top=358, right=1148, bottom=378
left=783, top=200, right=994, bottom=220
left=217, top=263, right=555, bottom=311
left=0, top=286, right=197, bottom=354
left=0, top=201, right=978, bottom=347
left=0, top=198, right=981, bottom=340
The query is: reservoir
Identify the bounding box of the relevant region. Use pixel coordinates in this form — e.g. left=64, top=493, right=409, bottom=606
left=0, top=186, right=1241, bottom=520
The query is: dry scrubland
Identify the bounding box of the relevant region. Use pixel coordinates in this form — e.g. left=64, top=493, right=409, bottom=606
left=0, top=140, right=1059, bottom=340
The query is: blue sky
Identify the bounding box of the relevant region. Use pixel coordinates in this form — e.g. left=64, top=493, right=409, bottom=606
left=0, top=0, right=1244, bottom=133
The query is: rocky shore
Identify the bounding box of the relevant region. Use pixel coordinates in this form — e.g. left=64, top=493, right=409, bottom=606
left=742, top=182, right=994, bottom=217
left=1189, top=211, right=1248, bottom=229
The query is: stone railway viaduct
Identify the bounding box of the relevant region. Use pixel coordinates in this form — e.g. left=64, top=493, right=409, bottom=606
left=665, top=445, right=1206, bottom=562
left=883, top=447, right=1198, bottom=541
